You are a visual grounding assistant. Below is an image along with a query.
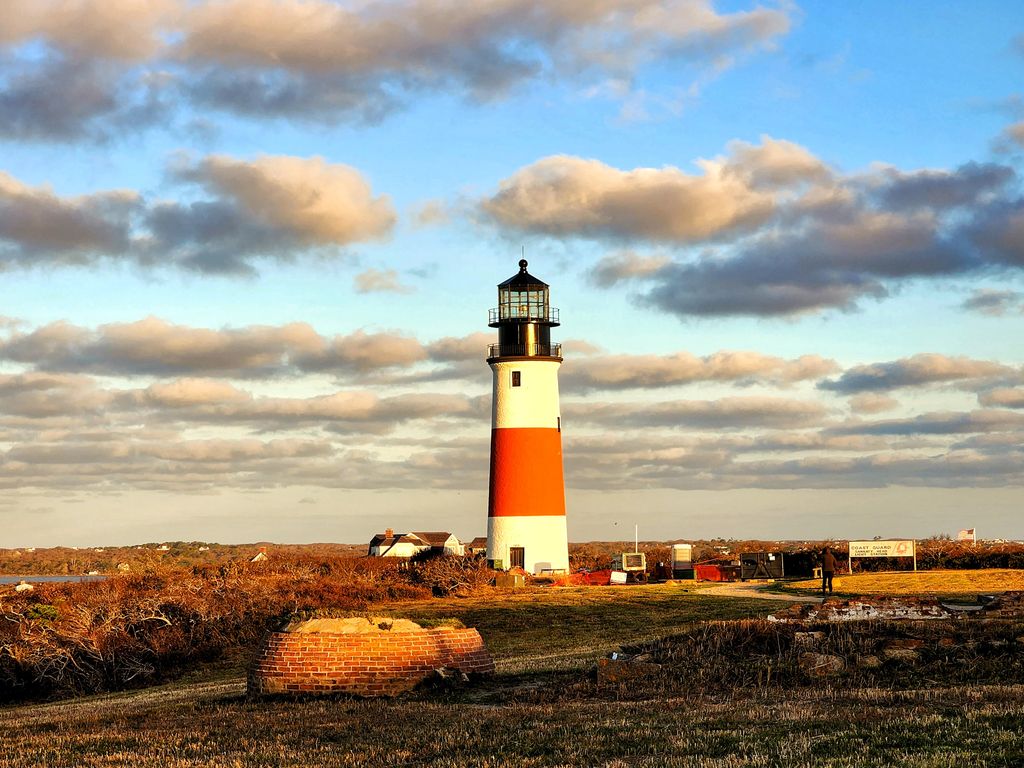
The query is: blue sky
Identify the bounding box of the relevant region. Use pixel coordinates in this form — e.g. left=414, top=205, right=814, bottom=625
left=0, top=0, right=1022, bottom=547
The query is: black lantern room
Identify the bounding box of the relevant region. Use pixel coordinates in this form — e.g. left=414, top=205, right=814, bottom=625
left=487, top=260, right=561, bottom=361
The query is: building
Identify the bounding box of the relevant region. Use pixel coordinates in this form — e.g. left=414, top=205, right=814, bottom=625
left=368, top=529, right=464, bottom=558
left=465, top=537, right=488, bottom=556
left=485, top=260, right=570, bottom=575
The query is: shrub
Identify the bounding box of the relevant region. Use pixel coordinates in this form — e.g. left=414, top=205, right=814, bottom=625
left=0, top=554, right=441, bottom=703
left=411, top=552, right=497, bottom=596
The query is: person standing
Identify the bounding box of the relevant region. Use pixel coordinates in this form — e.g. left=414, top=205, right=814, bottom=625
left=821, top=546, right=837, bottom=595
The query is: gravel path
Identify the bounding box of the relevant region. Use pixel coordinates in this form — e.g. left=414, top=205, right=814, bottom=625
left=698, top=581, right=820, bottom=603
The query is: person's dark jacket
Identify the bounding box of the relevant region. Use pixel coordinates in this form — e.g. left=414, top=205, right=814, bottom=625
left=821, top=550, right=837, bottom=572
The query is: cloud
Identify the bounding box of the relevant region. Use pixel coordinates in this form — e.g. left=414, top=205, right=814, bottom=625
left=483, top=139, right=1024, bottom=317
left=828, top=409, right=1024, bottom=436
left=354, top=268, right=414, bottom=294
left=0, top=0, right=792, bottom=137
left=481, top=137, right=833, bottom=243
left=0, top=171, right=140, bottom=266
left=0, top=0, right=173, bottom=60
left=587, top=251, right=670, bottom=288
left=847, top=393, right=900, bottom=415
left=174, top=154, right=395, bottom=246
left=176, top=0, right=789, bottom=119
left=563, top=395, right=828, bottom=430
left=641, top=208, right=977, bottom=317
left=0, top=317, right=426, bottom=377
left=869, top=162, right=1015, bottom=211
left=480, top=143, right=804, bottom=243
left=0, top=155, right=394, bottom=274
left=0, top=55, right=171, bottom=142
left=963, top=197, right=1024, bottom=268
left=961, top=288, right=1024, bottom=316
left=139, top=378, right=252, bottom=407
left=978, top=388, right=1024, bottom=408
left=820, top=354, right=1020, bottom=394
left=1003, top=121, right=1024, bottom=149
left=0, top=372, right=111, bottom=418
left=410, top=200, right=449, bottom=228
left=562, top=350, right=838, bottom=391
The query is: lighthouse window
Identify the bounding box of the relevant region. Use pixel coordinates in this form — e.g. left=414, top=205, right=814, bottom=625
left=511, top=371, right=521, bottom=387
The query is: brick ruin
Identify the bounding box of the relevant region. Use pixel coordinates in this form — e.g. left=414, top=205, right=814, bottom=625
left=248, top=617, right=495, bottom=697
left=980, top=590, right=1024, bottom=617
left=769, top=595, right=954, bottom=622
left=770, top=591, right=1024, bottom=623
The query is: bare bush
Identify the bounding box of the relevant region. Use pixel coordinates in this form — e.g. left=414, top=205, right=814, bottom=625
left=0, top=555, right=434, bottom=703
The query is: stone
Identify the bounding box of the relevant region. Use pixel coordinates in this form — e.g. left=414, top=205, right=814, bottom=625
left=798, top=652, right=845, bottom=677
left=283, top=616, right=423, bottom=634
left=885, top=638, right=924, bottom=651
left=882, top=648, right=919, bottom=663
left=596, top=657, right=663, bottom=685
left=427, top=667, right=471, bottom=690
left=794, top=631, right=825, bottom=646
left=770, top=596, right=951, bottom=623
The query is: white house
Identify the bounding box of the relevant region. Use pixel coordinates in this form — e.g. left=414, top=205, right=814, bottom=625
left=368, top=529, right=464, bottom=557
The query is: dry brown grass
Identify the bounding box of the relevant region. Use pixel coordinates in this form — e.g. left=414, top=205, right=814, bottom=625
left=788, top=568, right=1024, bottom=595
left=3, top=580, right=1024, bottom=766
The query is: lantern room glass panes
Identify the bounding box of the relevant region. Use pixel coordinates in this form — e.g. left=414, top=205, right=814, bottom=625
left=498, top=286, right=548, bottom=321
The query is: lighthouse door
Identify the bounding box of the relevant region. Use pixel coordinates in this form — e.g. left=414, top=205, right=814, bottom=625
left=509, top=547, right=525, bottom=570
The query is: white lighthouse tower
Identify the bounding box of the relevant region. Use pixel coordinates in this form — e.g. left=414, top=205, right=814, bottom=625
left=485, top=260, right=569, bottom=575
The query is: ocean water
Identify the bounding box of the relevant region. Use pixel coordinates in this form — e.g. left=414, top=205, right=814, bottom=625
left=0, top=575, right=107, bottom=584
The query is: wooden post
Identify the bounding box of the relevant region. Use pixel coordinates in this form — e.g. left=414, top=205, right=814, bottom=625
left=913, top=540, right=917, bottom=572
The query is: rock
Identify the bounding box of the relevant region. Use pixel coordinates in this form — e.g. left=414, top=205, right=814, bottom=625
left=855, top=654, right=882, bottom=669
left=14, top=581, right=33, bottom=593
left=794, top=631, right=825, bottom=646
left=885, top=638, right=924, bottom=651
left=283, top=616, right=423, bottom=634
left=596, top=657, right=663, bottom=685
left=882, top=648, right=919, bottom=663
left=426, top=667, right=471, bottom=690
left=798, top=652, right=845, bottom=677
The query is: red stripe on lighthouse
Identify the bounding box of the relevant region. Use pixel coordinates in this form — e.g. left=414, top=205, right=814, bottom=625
left=488, top=428, right=566, bottom=518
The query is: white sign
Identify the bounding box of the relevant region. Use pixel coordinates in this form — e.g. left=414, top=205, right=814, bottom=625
left=849, top=540, right=916, bottom=559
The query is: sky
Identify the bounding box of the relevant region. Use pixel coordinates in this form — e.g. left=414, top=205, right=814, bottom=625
left=1, top=0, right=1023, bottom=547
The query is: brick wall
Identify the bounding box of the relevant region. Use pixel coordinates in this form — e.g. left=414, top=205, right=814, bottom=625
left=248, top=627, right=495, bottom=697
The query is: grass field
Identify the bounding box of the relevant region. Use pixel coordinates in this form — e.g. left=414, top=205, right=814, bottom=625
left=3, top=583, right=1024, bottom=767
left=785, top=568, right=1024, bottom=597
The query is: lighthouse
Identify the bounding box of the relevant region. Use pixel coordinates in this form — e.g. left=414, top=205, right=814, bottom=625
left=485, top=260, right=569, bottom=575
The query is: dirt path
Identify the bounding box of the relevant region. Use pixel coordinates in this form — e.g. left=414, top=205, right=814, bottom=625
left=698, top=581, right=819, bottom=603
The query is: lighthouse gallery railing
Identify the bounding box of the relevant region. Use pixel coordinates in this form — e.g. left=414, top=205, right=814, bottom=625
left=487, top=342, right=562, bottom=359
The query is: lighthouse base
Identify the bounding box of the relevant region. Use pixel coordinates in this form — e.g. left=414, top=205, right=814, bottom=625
left=486, top=515, right=569, bottom=575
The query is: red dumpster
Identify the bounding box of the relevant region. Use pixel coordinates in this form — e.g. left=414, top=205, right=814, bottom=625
left=695, top=563, right=739, bottom=582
